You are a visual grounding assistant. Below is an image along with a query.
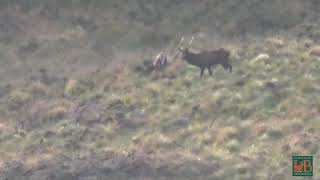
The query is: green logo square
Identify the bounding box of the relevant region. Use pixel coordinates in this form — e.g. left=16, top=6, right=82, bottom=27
left=292, top=156, right=313, bottom=176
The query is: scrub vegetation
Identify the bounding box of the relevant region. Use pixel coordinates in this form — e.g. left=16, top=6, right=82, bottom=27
left=0, top=1, right=320, bottom=179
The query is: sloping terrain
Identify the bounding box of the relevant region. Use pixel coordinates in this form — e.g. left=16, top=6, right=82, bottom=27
left=0, top=1, right=320, bottom=180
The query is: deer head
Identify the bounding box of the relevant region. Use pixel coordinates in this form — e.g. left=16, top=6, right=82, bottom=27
left=178, top=36, right=194, bottom=60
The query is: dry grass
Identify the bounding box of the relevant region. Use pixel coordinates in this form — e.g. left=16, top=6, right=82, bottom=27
left=265, top=37, right=286, bottom=48
left=0, top=122, right=5, bottom=130
left=252, top=122, right=269, bottom=137
left=21, top=147, right=59, bottom=169
left=0, top=2, right=320, bottom=179
left=27, top=81, right=49, bottom=96
left=310, top=46, right=320, bottom=57
left=216, top=127, right=239, bottom=144
left=47, top=106, right=69, bottom=120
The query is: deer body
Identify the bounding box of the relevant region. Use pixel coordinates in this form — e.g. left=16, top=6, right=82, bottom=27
left=180, top=48, right=232, bottom=77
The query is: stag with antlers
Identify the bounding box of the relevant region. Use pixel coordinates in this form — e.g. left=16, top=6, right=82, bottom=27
left=178, top=37, right=232, bottom=77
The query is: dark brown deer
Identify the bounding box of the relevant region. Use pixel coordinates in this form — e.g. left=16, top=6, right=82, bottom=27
left=178, top=37, right=232, bottom=77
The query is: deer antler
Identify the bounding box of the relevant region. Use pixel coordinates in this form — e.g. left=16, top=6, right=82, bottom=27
left=176, top=36, right=185, bottom=50
left=178, top=36, right=185, bottom=46
left=186, top=36, right=194, bottom=49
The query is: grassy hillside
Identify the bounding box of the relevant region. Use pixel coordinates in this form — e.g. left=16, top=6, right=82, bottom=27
left=0, top=1, right=320, bottom=180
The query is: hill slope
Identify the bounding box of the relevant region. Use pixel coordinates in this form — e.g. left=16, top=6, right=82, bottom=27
left=0, top=1, right=320, bottom=180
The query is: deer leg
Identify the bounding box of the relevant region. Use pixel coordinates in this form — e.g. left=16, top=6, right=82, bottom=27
left=228, top=64, right=232, bottom=72
left=223, top=64, right=232, bottom=73
left=224, top=64, right=232, bottom=72
left=200, top=67, right=204, bottom=77
left=208, top=66, right=213, bottom=76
